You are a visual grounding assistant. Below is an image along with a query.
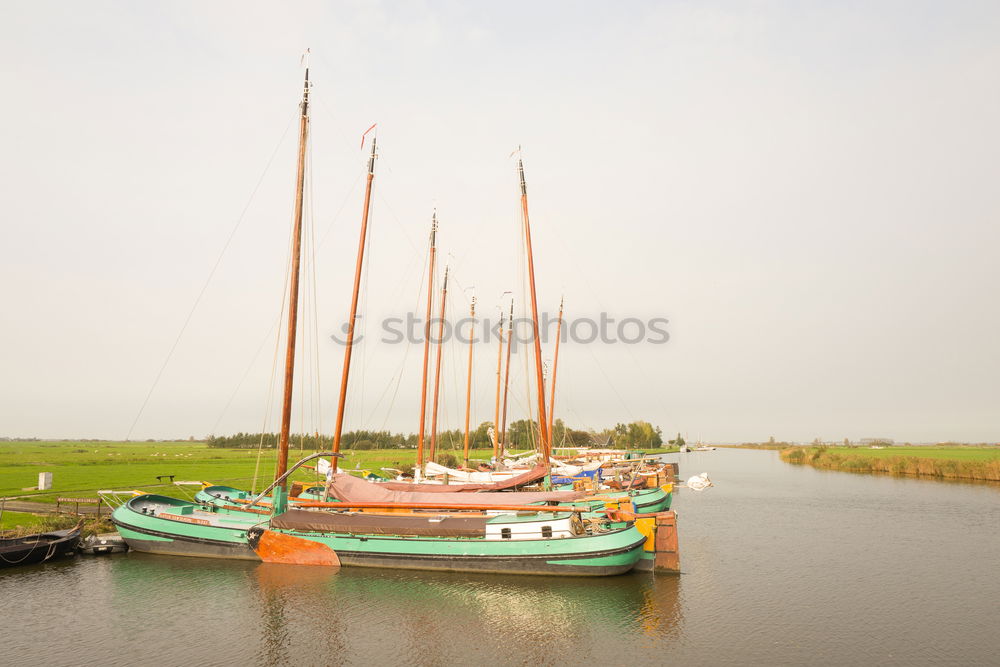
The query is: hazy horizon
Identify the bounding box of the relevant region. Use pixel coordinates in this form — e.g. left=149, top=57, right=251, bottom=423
left=1, top=1, right=998, bottom=443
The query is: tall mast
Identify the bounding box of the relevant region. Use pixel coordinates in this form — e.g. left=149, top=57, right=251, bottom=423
left=492, top=306, right=505, bottom=461
left=518, top=157, right=550, bottom=461
left=275, top=64, right=310, bottom=487
left=547, top=296, right=564, bottom=447
left=415, top=215, right=438, bottom=474
left=499, top=300, right=514, bottom=458
left=428, top=266, right=449, bottom=463
left=462, top=295, right=476, bottom=468
left=330, top=137, right=377, bottom=472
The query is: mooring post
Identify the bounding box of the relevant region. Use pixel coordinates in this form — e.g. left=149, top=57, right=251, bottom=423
left=654, top=511, right=680, bottom=573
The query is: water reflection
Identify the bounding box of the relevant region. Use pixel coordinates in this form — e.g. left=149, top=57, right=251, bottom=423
left=247, top=564, right=682, bottom=664
left=5, top=449, right=997, bottom=665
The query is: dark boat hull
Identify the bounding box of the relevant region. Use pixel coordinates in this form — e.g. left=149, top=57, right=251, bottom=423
left=0, top=527, right=82, bottom=568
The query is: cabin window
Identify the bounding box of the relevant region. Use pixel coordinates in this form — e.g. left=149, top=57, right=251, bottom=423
left=501, top=528, right=512, bottom=539
left=541, top=525, right=553, bottom=538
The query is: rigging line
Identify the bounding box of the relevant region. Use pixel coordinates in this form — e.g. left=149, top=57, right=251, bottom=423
left=446, top=286, right=463, bottom=440
left=306, top=134, right=323, bottom=439
left=309, top=89, right=340, bottom=132
left=124, top=111, right=298, bottom=441
left=253, top=171, right=300, bottom=494
left=208, top=314, right=281, bottom=435
left=374, top=191, right=420, bottom=254
left=364, top=370, right=399, bottom=426
left=355, top=201, right=378, bottom=428
left=317, top=173, right=362, bottom=249
left=375, top=241, right=430, bottom=432
left=307, top=138, right=323, bottom=438
left=357, top=190, right=375, bottom=429
left=554, top=226, right=678, bottom=434
left=583, top=340, right=635, bottom=422
left=517, top=205, right=538, bottom=454
left=299, top=141, right=312, bottom=453
left=306, top=150, right=321, bottom=450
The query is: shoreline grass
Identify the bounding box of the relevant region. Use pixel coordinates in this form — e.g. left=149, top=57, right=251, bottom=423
left=1, top=441, right=676, bottom=502
left=0, top=510, right=117, bottom=538
left=779, top=446, right=1000, bottom=482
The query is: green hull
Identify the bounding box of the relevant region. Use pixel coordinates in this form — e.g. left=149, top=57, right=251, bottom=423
left=196, top=484, right=671, bottom=516
left=251, top=526, right=645, bottom=576
left=112, top=496, right=260, bottom=560
left=113, top=495, right=646, bottom=576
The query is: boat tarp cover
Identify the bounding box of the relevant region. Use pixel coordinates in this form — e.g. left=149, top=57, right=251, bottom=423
left=380, top=465, right=549, bottom=493
left=327, top=473, right=585, bottom=505
left=422, top=461, right=519, bottom=482
left=270, top=509, right=487, bottom=537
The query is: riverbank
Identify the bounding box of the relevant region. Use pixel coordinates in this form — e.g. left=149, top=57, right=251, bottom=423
left=780, top=446, right=1000, bottom=482
left=1, top=440, right=676, bottom=503
left=0, top=510, right=116, bottom=537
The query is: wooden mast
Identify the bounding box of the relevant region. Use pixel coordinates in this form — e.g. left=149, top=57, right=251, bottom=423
left=492, top=306, right=505, bottom=461
left=330, top=137, right=377, bottom=472
left=517, top=157, right=550, bottom=462
left=275, top=64, right=310, bottom=488
left=415, top=215, right=438, bottom=475
left=462, top=295, right=476, bottom=468
left=498, top=300, right=514, bottom=458
left=547, top=296, right=564, bottom=447
left=428, top=266, right=449, bottom=463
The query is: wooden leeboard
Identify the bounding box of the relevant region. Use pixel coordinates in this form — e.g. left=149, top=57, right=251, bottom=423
left=255, top=530, right=341, bottom=567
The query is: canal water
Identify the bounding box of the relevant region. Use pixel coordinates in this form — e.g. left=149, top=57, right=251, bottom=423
left=2, top=449, right=998, bottom=666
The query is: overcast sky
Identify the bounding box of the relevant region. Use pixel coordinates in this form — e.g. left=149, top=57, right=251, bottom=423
left=1, top=1, right=997, bottom=443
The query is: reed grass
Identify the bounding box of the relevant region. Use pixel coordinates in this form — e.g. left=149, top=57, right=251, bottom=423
left=780, top=446, right=1000, bottom=482
left=0, top=512, right=115, bottom=538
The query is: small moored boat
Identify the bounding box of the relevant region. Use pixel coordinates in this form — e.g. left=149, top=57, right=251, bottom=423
left=0, top=525, right=82, bottom=568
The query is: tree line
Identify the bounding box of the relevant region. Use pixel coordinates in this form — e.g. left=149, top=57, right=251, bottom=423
left=205, top=419, right=665, bottom=450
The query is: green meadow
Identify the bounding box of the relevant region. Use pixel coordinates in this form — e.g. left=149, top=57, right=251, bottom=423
left=1, top=440, right=673, bottom=503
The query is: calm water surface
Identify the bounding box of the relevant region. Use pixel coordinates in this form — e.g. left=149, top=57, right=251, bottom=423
left=2, top=449, right=998, bottom=666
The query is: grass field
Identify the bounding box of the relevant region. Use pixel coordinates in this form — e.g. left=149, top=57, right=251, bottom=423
left=0, top=441, right=674, bottom=502
left=0, top=510, right=48, bottom=531
left=780, top=446, right=1000, bottom=482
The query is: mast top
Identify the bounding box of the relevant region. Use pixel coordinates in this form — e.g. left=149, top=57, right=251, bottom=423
left=442, top=265, right=449, bottom=289
left=518, top=158, right=527, bottom=196
left=430, top=212, right=438, bottom=246
left=366, top=135, right=377, bottom=175
left=300, top=60, right=311, bottom=115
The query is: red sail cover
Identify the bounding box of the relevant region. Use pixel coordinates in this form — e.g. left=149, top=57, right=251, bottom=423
left=379, top=465, right=549, bottom=493
left=327, top=473, right=584, bottom=505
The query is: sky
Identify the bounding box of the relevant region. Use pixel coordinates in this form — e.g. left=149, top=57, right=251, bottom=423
left=1, top=1, right=997, bottom=443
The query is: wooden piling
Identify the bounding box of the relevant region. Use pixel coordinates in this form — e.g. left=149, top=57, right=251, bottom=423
left=654, top=511, right=680, bottom=573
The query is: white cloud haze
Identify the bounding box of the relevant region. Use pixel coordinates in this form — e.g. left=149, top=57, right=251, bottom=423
left=1, top=1, right=997, bottom=443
